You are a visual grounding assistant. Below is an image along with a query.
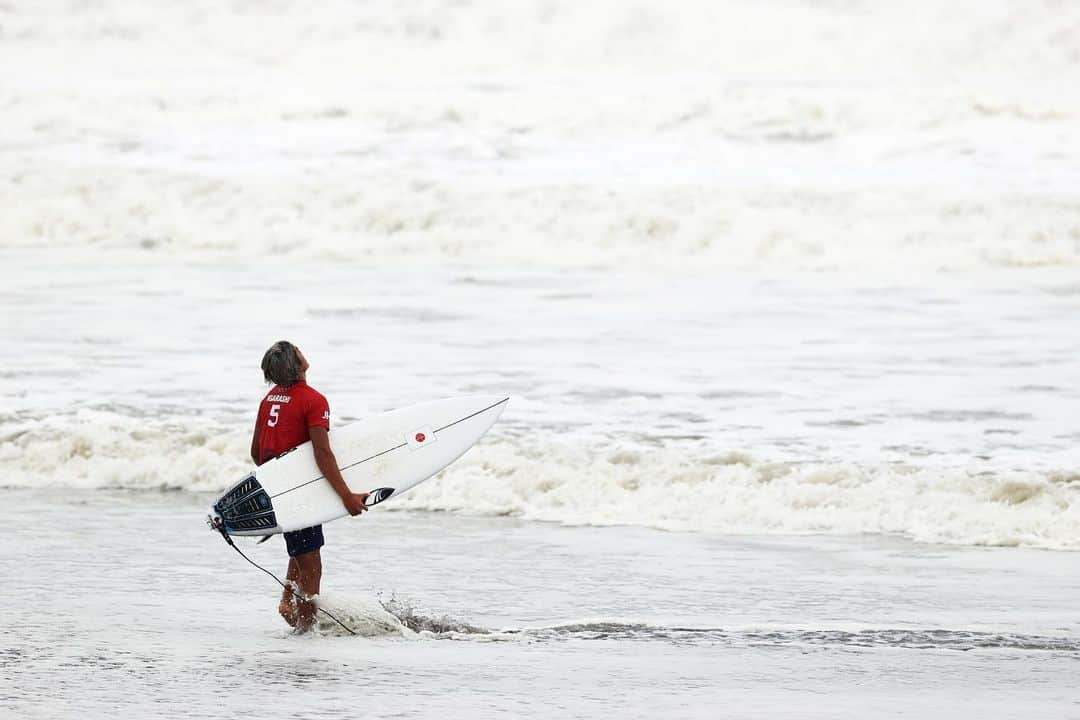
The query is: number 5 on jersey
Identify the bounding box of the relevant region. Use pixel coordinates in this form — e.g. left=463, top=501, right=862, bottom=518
left=268, top=404, right=281, bottom=427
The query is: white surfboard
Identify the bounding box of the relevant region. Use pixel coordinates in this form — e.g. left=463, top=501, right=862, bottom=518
left=208, top=395, right=508, bottom=536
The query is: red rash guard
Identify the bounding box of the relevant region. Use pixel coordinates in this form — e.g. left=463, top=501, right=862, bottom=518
left=254, top=381, right=330, bottom=465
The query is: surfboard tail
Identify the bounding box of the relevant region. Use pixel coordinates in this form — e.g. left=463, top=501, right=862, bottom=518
left=210, top=474, right=281, bottom=536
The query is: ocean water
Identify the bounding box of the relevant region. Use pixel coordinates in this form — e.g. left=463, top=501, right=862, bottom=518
left=4, top=489, right=1080, bottom=719
left=3, top=0, right=1080, bottom=717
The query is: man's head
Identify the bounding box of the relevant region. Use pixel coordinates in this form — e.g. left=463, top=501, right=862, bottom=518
left=261, top=341, right=309, bottom=387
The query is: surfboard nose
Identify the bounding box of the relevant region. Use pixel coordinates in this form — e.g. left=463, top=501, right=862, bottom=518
left=465, top=395, right=510, bottom=418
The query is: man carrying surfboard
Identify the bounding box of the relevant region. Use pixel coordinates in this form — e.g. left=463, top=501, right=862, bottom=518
left=251, top=341, right=369, bottom=631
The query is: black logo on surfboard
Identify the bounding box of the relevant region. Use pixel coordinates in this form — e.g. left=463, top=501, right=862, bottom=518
left=213, top=475, right=278, bottom=533
left=367, top=487, right=395, bottom=507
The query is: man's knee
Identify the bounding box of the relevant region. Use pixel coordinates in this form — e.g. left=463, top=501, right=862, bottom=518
left=296, top=548, right=321, bottom=570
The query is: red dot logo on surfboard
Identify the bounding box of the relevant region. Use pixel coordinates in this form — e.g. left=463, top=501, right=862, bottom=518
left=406, top=426, right=436, bottom=450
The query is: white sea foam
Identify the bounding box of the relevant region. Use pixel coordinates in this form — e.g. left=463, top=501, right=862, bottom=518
left=0, top=410, right=250, bottom=492
left=3, top=415, right=1077, bottom=550
left=312, top=593, right=414, bottom=638
left=398, top=440, right=1080, bottom=550
left=2, top=1, right=1079, bottom=271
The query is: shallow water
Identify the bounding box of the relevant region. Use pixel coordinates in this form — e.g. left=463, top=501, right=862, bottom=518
left=3, top=489, right=1079, bottom=719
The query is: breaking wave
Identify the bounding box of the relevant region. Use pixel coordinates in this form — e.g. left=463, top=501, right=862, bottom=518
left=2, top=410, right=1078, bottom=550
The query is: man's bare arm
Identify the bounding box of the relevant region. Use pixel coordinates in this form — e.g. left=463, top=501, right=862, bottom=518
left=250, top=425, right=261, bottom=465
left=310, top=425, right=368, bottom=515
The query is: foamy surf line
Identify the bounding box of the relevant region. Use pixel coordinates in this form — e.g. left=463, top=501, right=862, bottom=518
left=2, top=413, right=1078, bottom=550
left=324, top=599, right=1080, bottom=653
left=511, top=625, right=1080, bottom=653
left=7, top=172, right=1080, bottom=272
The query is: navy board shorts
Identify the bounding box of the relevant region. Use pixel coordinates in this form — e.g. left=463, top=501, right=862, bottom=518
left=284, top=525, right=324, bottom=557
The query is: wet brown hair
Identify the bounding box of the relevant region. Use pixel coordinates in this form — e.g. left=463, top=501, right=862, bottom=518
left=261, top=340, right=302, bottom=387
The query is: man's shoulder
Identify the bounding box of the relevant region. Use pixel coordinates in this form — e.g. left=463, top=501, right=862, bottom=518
left=297, top=383, right=328, bottom=403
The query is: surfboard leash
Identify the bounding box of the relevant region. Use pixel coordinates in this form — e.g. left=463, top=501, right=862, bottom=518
left=212, top=523, right=358, bottom=636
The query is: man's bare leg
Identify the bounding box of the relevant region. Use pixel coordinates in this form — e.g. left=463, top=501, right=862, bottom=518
left=279, top=557, right=301, bottom=627
left=292, top=549, right=322, bottom=632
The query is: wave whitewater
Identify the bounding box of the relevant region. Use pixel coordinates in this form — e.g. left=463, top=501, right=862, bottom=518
left=7, top=169, right=1080, bottom=272
left=2, top=410, right=1078, bottom=550
left=4, top=2, right=1080, bottom=271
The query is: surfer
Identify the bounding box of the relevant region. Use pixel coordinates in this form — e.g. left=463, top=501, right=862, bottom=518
left=251, top=340, right=369, bottom=631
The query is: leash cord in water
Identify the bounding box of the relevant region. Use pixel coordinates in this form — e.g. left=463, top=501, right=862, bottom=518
left=218, top=529, right=358, bottom=636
